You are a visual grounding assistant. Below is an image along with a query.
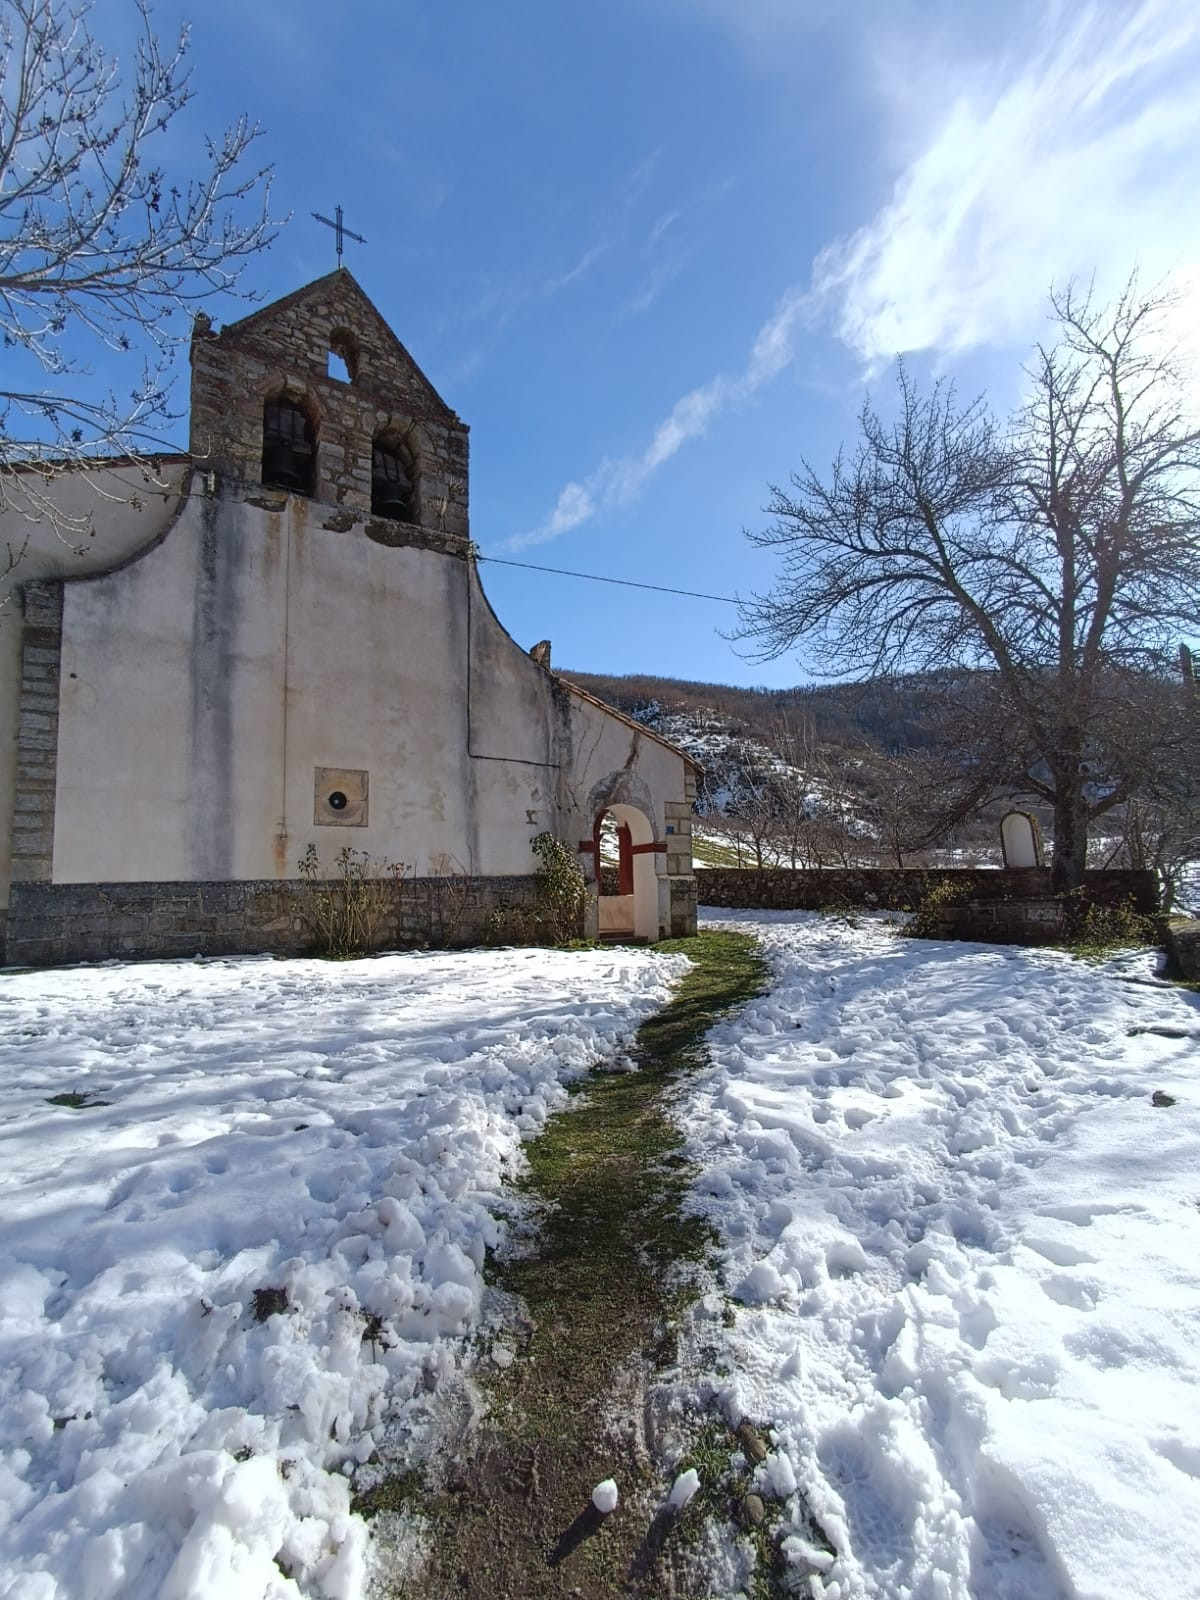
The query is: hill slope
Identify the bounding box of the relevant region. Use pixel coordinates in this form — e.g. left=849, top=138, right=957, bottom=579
left=561, top=669, right=943, bottom=756
left=560, top=667, right=1002, bottom=867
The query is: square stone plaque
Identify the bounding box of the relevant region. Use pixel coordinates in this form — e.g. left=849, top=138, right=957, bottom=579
left=314, top=766, right=368, bottom=827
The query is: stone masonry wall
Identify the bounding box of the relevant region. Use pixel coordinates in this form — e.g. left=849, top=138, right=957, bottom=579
left=927, top=898, right=1077, bottom=946
left=189, top=271, right=469, bottom=538
left=669, top=875, right=699, bottom=938
left=9, top=581, right=63, bottom=887
left=663, top=797, right=694, bottom=880
left=1166, top=920, right=1200, bottom=980
left=699, top=866, right=1160, bottom=915
left=5, top=875, right=551, bottom=968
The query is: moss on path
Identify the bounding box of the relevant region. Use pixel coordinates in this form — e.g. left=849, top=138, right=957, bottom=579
left=383, top=929, right=766, bottom=1600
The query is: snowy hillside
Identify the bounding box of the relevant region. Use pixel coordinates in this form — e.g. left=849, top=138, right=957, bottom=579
left=564, top=671, right=997, bottom=869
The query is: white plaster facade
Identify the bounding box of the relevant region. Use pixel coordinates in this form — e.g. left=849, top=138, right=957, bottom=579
left=0, top=274, right=697, bottom=960
left=0, top=461, right=190, bottom=908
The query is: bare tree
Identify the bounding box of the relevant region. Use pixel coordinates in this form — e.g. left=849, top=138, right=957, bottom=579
left=855, top=748, right=942, bottom=868
left=757, top=712, right=852, bottom=868
left=0, top=0, right=279, bottom=557
left=739, top=277, right=1200, bottom=890
left=722, top=739, right=779, bottom=870
left=1096, top=663, right=1200, bottom=912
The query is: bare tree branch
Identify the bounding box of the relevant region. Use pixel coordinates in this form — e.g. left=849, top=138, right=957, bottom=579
left=0, top=0, right=282, bottom=547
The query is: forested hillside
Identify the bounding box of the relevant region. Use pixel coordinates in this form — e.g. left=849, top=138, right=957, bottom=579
left=562, top=666, right=1003, bottom=866
left=561, top=666, right=1198, bottom=909
left=562, top=669, right=945, bottom=754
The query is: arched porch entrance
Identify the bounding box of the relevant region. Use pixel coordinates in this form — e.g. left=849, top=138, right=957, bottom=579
left=590, top=803, right=661, bottom=942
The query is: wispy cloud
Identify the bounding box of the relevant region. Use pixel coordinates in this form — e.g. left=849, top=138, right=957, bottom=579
left=542, top=239, right=615, bottom=296
left=616, top=254, right=687, bottom=320
left=616, top=176, right=735, bottom=322
left=648, top=207, right=681, bottom=245
left=656, top=0, right=844, bottom=63
left=617, top=147, right=665, bottom=208
left=459, top=151, right=662, bottom=335
left=816, top=0, right=1200, bottom=365
left=507, top=0, right=1200, bottom=554
left=463, top=238, right=614, bottom=333
left=505, top=288, right=812, bottom=550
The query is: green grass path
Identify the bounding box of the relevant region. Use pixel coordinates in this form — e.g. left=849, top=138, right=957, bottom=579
left=381, top=929, right=766, bottom=1600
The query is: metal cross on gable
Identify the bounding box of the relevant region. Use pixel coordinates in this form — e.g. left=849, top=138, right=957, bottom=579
left=311, top=203, right=367, bottom=267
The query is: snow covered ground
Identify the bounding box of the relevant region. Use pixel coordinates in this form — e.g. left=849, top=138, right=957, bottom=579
left=0, top=946, right=687, bottom=1600
left=5, top=918, right=1199, bottom=1600
left=682, top=910, right=1200, bottom=1600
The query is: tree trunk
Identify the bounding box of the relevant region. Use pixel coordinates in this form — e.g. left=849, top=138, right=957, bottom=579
left=1050, top=784, right=1089, bottom=892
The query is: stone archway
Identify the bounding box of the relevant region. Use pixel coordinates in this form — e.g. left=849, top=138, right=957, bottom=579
left=592, top=802, right=660, bottom=942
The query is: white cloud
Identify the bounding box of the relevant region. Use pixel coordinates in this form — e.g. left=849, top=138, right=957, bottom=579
left=531, top=482, right=596, bottom=543
left=512, top=1, right=1200, bottom=555
left=817, top=0, right=1200, bottom=365
left=505, top=288, right=811, bottom=550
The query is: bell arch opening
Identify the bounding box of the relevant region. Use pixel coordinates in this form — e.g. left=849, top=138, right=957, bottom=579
left=261, top=392, right=317, bottom=496
left=371, top=431, right=418, bottom=523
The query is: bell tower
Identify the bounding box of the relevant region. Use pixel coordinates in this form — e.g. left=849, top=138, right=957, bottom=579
left=188, top=271, right=470, bottom=543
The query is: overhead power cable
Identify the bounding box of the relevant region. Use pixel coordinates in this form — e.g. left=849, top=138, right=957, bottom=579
left=476, top=553, right=740, bottom=606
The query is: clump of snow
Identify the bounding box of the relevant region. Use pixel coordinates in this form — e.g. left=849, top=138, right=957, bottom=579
left=667, top=1467, right=700, bottom=1511
left=591, top=1478, right=619, bottom=1514
left=683, top=909, right=1200, bottom=1599
left=0, top=946, right=687, bottom=1598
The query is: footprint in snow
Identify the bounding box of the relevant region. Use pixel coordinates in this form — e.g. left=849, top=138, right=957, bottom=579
left=1039, top=1273, right=1100, bottom=1312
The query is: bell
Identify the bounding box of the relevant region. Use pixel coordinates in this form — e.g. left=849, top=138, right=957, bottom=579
left=262, top=441, right=310, bottom=493
left=372, top=490, right=413, bottom=522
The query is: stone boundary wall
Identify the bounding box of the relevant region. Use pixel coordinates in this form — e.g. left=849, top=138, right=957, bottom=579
left=5, top=875, right=551, bottom=968
left=698, top=867, right=1159, bottom=915
left=1166, top=920, right=1200, bottom=980
left=929, top=897, right=1074, bottom=946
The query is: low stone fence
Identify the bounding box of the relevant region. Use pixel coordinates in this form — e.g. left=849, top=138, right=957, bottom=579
left=1166, top=920, right=1200, bottom=980
left=4, top=875, right=551, bottom=968
left=927, top=896, right=1077, bottom=946
left=698, top=866, right=1159, bottom=916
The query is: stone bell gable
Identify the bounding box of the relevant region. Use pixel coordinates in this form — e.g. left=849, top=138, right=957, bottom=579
left=188, top=269, right=470, bottom=541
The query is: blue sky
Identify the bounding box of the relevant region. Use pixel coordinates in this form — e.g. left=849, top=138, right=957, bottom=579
left=63, top=1, right=1200, bottom=686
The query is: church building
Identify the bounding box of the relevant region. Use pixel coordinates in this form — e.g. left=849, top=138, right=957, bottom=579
left=0, top=272, right=698, bottom=964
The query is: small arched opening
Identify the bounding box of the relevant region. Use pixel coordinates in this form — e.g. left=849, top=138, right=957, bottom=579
left=591, top=802, right=660, bottom=942
left=327, top=326, right=359, bottom=384
left=371, top=432, right=418, bottom=523
left=261, top=394, right=316, bottom=495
